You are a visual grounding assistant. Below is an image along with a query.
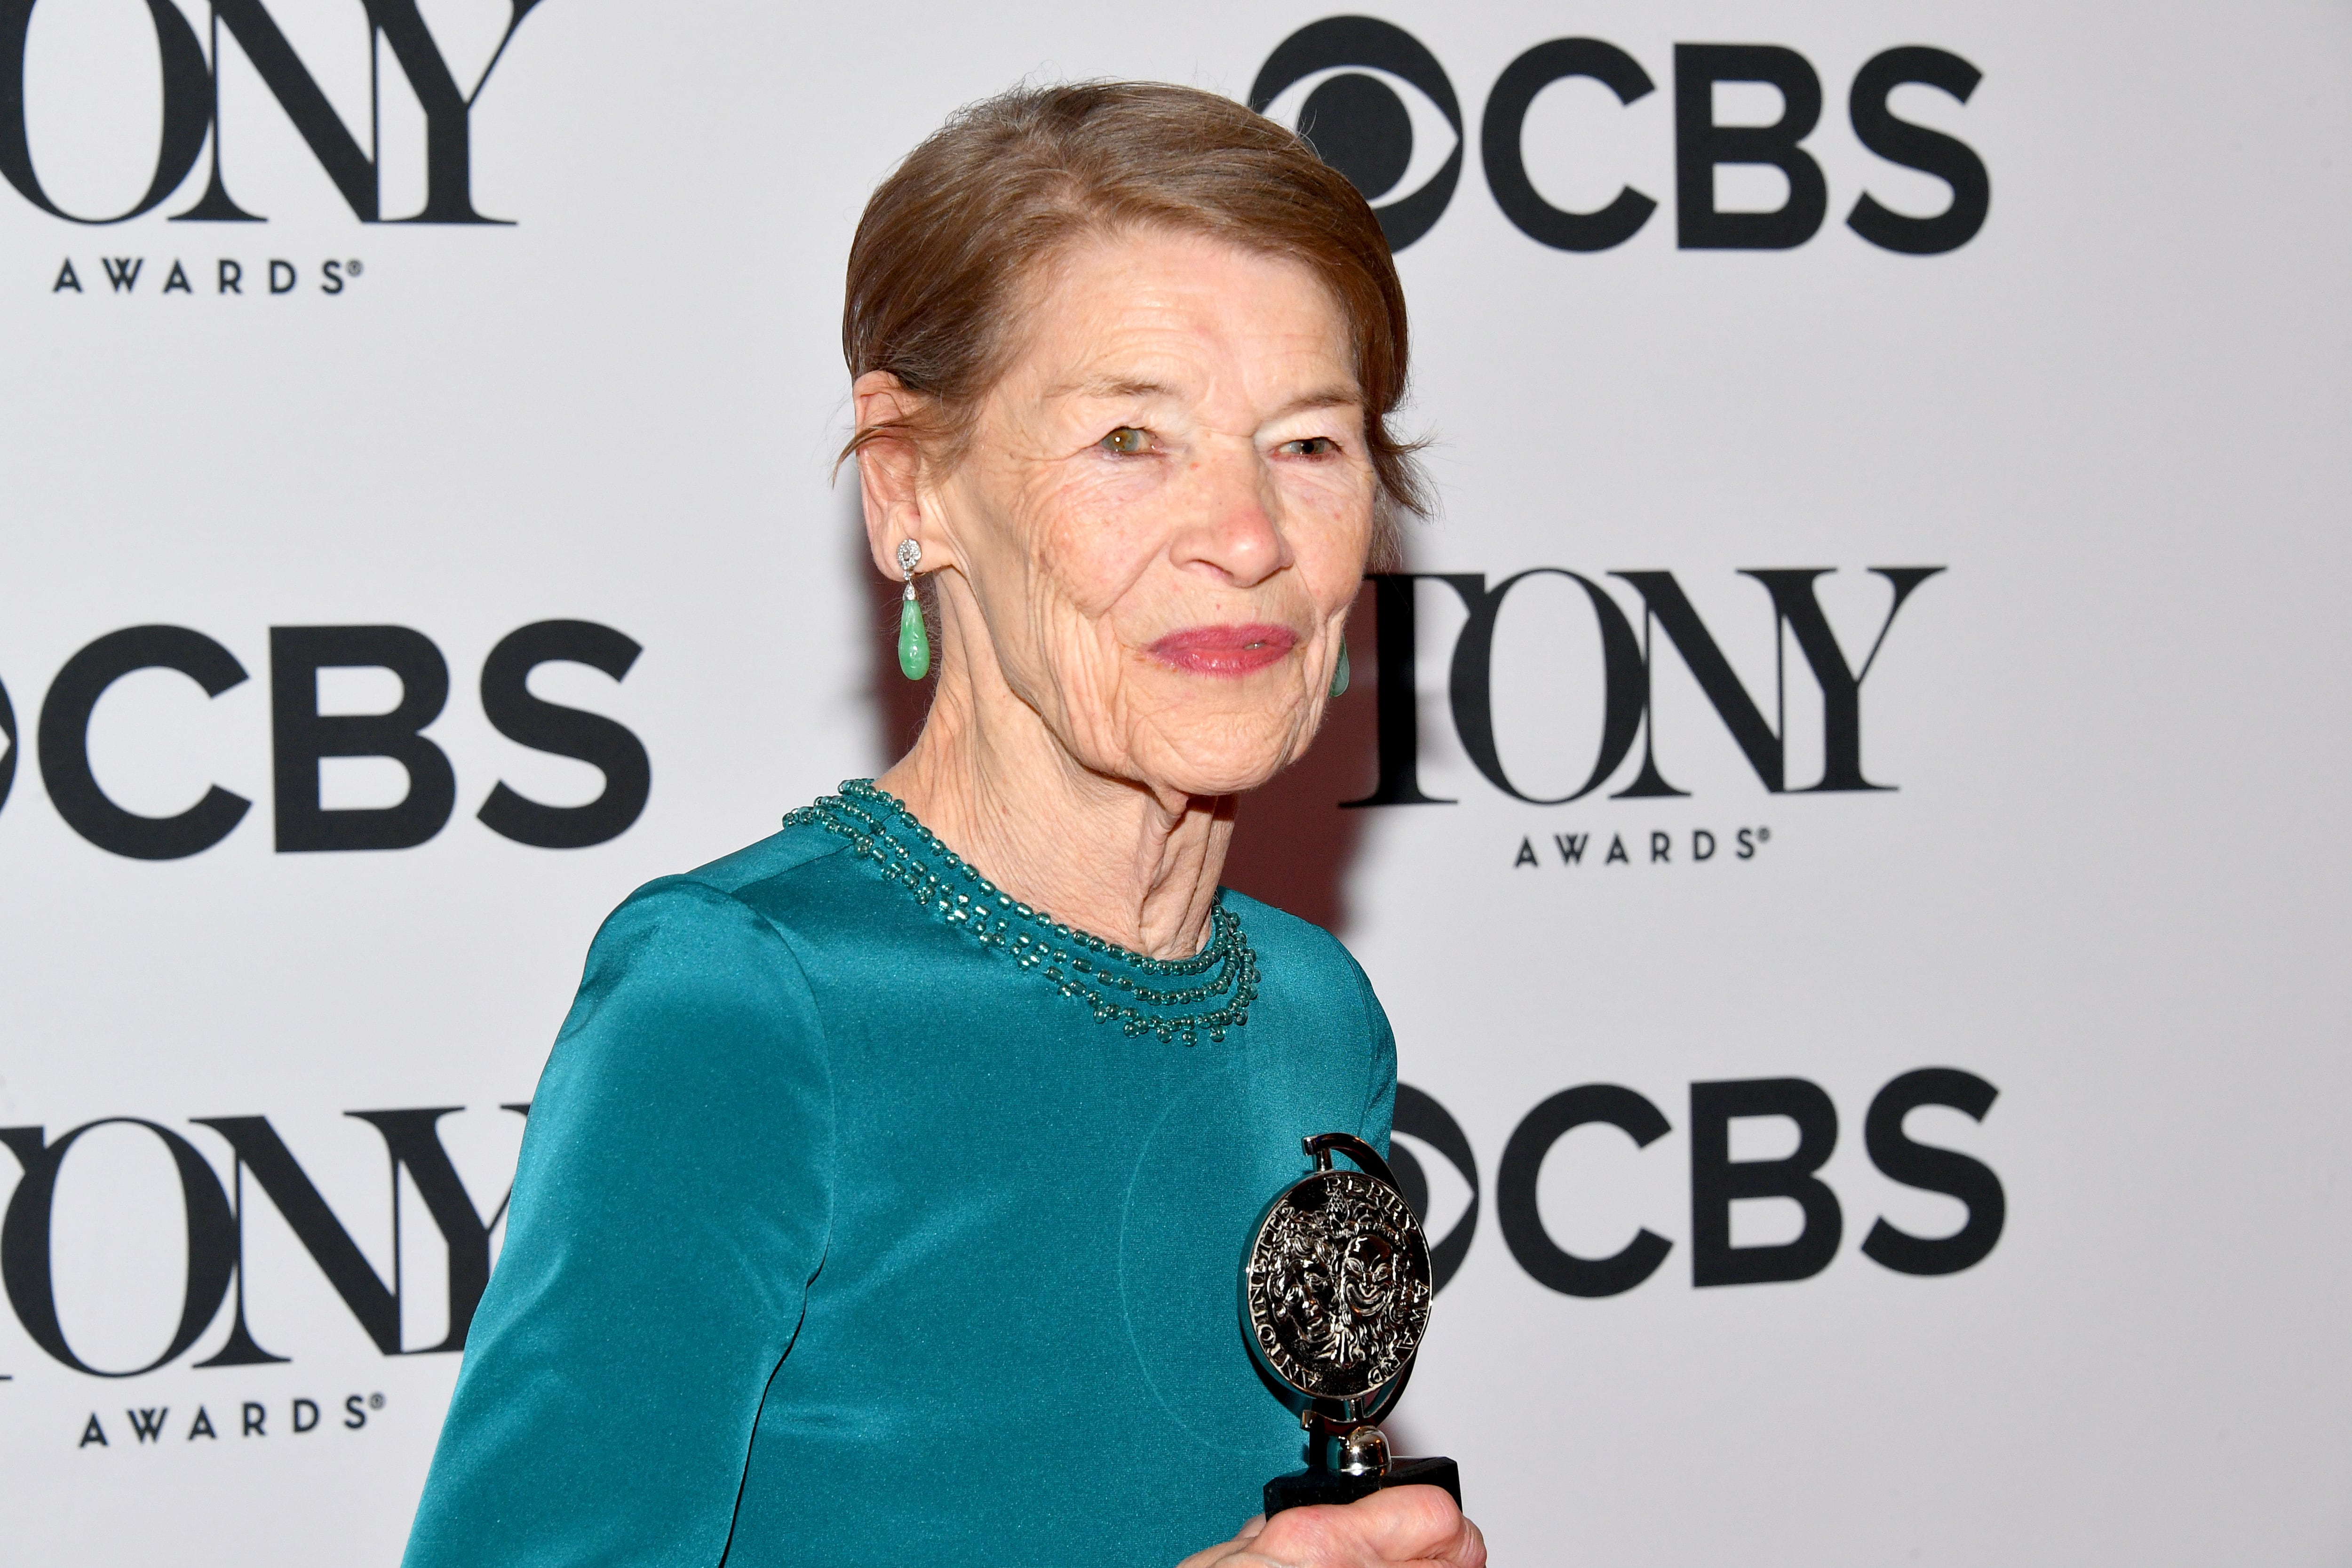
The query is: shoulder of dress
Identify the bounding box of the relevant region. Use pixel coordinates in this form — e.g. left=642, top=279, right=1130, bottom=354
left=584, top=816, right=860, bottom=959
left=677, top=813, right=854, bottom=893
left=1220, top=887, right=1348, bottom=962
left=630, top=803, right=938, bottom=956
left=1219, top=889, right=1384, bottom=1019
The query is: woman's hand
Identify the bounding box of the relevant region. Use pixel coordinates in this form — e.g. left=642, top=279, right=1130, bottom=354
left=1177, top=1487, right=1486, bottom=1568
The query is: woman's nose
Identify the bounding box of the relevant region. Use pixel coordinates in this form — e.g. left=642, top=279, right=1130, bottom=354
left=1169, top=448, right=1291, bottom=587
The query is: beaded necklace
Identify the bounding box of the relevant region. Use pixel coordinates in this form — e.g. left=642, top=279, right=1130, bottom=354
left=785, top=780, right=1259, bottom=1045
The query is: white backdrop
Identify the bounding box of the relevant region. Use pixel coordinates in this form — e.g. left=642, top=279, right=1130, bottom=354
left=2, top=3, right=2348, bottom=1563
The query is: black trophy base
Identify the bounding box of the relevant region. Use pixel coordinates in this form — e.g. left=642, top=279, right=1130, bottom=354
left=1263, top=1456, right=1461, bottom=1517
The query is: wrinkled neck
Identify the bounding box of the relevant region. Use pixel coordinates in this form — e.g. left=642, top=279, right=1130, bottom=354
left=876, top=594, right=1231, bottom=960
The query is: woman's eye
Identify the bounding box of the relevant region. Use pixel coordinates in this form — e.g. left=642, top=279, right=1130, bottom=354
left=1282, top=437, right=1339, bottom=457
left=1100, top=426, right=1150, bottom=455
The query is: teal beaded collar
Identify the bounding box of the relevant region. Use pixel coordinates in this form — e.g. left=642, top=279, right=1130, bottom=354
left=785, top=780, right=1259, bottom=1045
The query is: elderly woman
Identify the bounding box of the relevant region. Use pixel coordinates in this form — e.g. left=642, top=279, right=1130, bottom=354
left=404, top=83, right=1483, bottom=1568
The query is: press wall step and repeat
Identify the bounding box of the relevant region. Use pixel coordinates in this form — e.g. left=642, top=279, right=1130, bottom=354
left=2, top=3, right=2346, bottom=1563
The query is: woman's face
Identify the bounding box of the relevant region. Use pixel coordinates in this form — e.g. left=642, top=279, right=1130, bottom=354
left=920, top=228, right=1378, bottom=798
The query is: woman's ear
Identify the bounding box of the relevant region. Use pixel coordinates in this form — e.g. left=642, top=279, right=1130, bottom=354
left=853, top=371, right=938, bottom=580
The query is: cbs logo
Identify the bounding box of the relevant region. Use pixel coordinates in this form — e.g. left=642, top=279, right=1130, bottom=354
left=0, top=622, right=646, bottom=859
left=1251, top=16, right=1988, bottom=255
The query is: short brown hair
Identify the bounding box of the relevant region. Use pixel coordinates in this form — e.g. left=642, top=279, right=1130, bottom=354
left=842, top=81, right=1428, bottom=544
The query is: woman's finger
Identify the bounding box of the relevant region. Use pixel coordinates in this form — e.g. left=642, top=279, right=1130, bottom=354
left=1247, top=1485, right=1485, bottom=1567
left=1173, top=1516, right=1274, bottom=1568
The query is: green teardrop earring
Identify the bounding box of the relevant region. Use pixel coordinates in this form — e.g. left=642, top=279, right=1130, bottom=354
left=896, top=539, right=931, bottom=681
left=1328, top=641, right=1350, bottom=697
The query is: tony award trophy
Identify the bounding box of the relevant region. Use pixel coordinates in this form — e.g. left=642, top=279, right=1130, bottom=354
left=1242, top=1132, right=1461, bottom=1515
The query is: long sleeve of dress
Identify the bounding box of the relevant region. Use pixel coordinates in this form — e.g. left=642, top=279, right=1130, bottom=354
left=1345, top=942, right=1398, bottom=1156
left=403, top=879, right=835, bottom=1568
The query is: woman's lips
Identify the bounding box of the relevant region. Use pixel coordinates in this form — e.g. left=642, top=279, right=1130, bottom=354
left=1150, top=624, right=1299, bottom=677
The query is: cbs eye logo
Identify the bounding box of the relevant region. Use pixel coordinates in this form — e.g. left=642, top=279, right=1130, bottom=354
left=1250, top=16, right=1464, bottom=250
left=1251, top=16, right=1989, bottom=256
left=0, top=675, right=16, bottom=818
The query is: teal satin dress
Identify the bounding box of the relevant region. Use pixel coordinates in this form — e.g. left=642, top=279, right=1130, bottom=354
left=402, top=781, right=1397, bottom=1567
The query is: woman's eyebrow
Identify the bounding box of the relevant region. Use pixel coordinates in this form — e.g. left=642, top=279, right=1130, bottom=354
left=1043, top=378, right=1363, bottom=415
left=1271, top=387, right=1363, bottom=416
left=1049, top=374, right=1174, bottom=400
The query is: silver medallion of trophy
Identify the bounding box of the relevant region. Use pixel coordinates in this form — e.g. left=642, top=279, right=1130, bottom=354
left=1242, top=1133, right=1461, bottom=1515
